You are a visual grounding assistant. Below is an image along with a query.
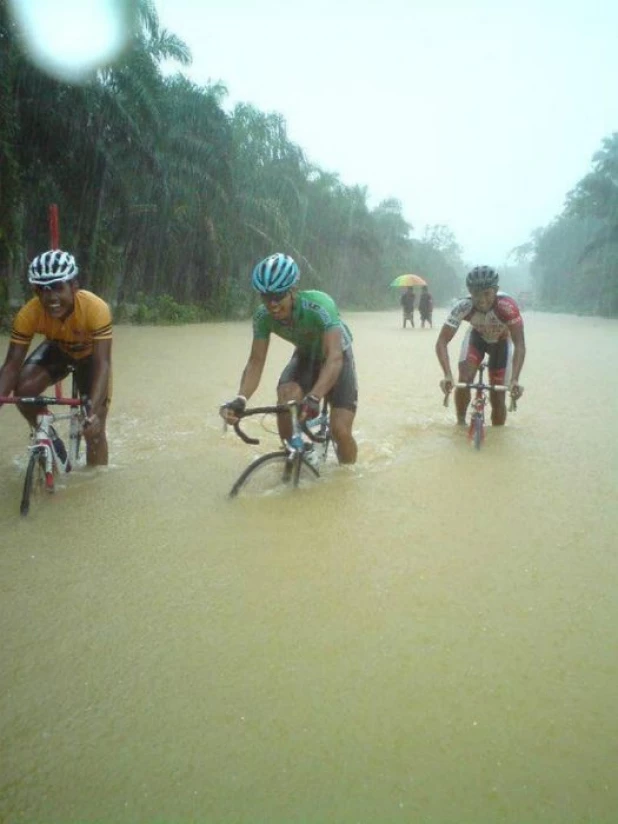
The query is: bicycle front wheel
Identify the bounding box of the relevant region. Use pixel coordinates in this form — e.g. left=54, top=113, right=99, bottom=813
left=21, top=449, right=47, bottom=516
left=472, top=414, right=484, bottom=450
left=229, top=451, right=319, bottom=498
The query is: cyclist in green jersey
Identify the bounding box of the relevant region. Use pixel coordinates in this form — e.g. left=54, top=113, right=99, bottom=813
left=220, top=253, right=358, bottom=464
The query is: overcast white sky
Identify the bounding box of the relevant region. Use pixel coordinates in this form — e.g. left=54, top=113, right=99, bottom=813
left=155, top=0, right=618, bottom=265
left=12, top=0, right=615, bottom=265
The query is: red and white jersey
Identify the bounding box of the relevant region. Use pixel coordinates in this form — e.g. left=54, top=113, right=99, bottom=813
left=444, top=292, right=523, bottom=343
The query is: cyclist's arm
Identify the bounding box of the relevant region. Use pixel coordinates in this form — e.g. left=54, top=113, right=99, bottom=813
left=509, top=322, right=526, bottom=385
left=0, top=343, right=29, bottom=406
left=238, top=337, right=269, bottom=400
left=88, top=338, right=112, bottom=417
left=311, top=328, right=344, bottom=399
left=435, top=324, right=457, bottom=382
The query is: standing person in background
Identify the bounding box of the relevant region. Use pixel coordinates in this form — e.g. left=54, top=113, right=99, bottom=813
left=401, top=287, right=415, bottom=328
left=0, top=250, right=112, bottom=465
left=220, top=253, right=358, bottom=464
left=419, top=285, right=434, bottom=328
left=435, top=265, right=525, bottom=426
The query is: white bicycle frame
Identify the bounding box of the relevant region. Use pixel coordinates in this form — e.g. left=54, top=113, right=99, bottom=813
left=29, top=409, right=77, bottom=489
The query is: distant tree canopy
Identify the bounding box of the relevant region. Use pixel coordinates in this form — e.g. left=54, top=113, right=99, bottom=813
left=0, top=0, right=464, bottom=321
left=517, top=133, right=618, bottom=317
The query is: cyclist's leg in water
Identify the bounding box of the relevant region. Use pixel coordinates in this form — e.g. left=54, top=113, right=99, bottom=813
left=74, top=355, right=111, bottom=466
left=276, top=380, right=303, bottom=440
left=276, top=351, right=307, bottom=441
left=455, top=330, right=484, bottom=425
left=488, top=339, right=511, bottom=426
left=330, top=407, right=357, bottom=464
left=327, top=350, right=358, bottom=464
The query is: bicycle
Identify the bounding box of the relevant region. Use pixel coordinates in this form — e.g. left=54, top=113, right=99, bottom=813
left=442, top=359, right=517, bottom=450
left=0, top=371, right=87, bottom=515
left=227, top=399, right=333, bottom=498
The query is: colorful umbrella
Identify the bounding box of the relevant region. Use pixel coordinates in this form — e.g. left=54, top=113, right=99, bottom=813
left=390, top=274, right=427, bottom=287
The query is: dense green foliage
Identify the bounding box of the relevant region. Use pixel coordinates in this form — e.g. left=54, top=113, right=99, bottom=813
left=520, top=133, right=618, bottom=317
left=0, top=0, right=467, bottom=323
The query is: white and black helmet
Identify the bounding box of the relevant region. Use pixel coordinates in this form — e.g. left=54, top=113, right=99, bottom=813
left=28, top=249, right=79, bottom=286
left=466, top=265, right=499, bottom=292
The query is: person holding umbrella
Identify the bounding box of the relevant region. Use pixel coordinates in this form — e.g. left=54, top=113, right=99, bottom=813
left=390, top=274, right=427, bottom=329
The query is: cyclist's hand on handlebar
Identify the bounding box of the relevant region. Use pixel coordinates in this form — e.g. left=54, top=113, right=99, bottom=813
left=440, top=376, right=454, bottom=395
left=219, top=395, right=247, bottom=424
left=299, top=393, right=320, bottom=421
left=84, top=412, right=103, bottom=437
left=509, top=381, right=524, bottom=401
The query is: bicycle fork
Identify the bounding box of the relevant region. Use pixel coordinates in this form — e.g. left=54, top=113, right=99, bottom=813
left=31, top=413, right=70, bottom=491
left=27, top=442, right=54, bottom=491
left=469, top=393, right=486, bottom=448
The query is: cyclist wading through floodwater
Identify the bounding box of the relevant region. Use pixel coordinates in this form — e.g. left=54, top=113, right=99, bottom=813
left=0, top=250, right=112, bottom=466
left=435, top=265, right=525, bottom=426
left=220, top=253, right=358, bottom=464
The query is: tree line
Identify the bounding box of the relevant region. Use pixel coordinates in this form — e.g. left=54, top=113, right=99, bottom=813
left=515, top=133, right=618, bottom=317
left=0, top=0, right=466, bottom=324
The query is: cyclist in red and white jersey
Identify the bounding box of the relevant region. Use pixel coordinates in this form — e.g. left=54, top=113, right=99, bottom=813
left=436, top=266, right=525, bottom=426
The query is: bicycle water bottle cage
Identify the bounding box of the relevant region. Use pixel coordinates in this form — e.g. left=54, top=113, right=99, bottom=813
left=303, top=444, right=320, bottom=471
left=287, top=434, right=304, bottom=452
left=49, top=425, right=71, bottom=472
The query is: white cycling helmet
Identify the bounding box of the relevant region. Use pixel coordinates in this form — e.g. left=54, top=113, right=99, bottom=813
left=28, top=249, right=79, bottom=286
left=466, top=265, right=499, bottom=292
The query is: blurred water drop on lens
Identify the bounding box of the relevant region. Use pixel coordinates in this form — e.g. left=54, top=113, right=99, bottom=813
left=7, top=0, right=137, bottom=83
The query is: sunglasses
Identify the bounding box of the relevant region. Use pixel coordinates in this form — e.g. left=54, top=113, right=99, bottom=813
left=260, top=291, right=290, bottom=304
left=34, top=281, right=68, bottom=293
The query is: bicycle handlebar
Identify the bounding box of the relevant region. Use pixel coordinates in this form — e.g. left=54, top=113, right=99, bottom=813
left=454, top=382, right=509, bottom=391
left=227, top=401, right=328, bottom=446
left=442, top=384, right=518, bottom=412
left=230, top=405, right=287, bottom=445
left=0, top=395, right=82, bottom=407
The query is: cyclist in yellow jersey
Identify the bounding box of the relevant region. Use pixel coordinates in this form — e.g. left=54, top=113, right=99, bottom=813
left=0, top=250, right=112, bottom=465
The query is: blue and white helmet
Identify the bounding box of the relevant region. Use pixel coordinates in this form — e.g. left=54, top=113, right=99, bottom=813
left=251, top=253, right=300, bottom=294
left=28, top=249, right=79, bottom=285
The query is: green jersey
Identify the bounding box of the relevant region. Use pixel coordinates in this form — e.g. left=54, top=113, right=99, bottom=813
left=253, top=290, right=353, bottom=359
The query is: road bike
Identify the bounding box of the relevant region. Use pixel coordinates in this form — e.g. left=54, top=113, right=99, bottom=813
left=442, top=359, right=517, bottom=450
left=227, top=399, right=333, bottom=498
left=0, top=371, right=87, bottom=515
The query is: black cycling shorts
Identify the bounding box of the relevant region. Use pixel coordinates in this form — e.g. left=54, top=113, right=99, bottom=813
left=459, top=329, right=512, bottom=383
left=278, top=348, right=358, bottom=412
left=24, top=341, right=109, bottom=402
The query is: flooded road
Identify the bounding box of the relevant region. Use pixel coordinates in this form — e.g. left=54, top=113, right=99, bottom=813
left=1, top=308, right=617, bottom=823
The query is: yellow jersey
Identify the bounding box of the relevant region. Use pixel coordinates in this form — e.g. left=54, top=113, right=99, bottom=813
left=10, top=290, right=112, bottom=360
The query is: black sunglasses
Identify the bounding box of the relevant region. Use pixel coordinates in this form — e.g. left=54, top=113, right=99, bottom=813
left=260, top=291, right=290, bottom=304
left=34, top=281, right=68, bottom=293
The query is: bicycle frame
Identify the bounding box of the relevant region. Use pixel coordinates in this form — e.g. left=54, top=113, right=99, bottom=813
left=227, top=399, right=331, bottom=497
left=1, top=373, right=86, bottom=514
left=443, top=360, right=515, bottom=450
